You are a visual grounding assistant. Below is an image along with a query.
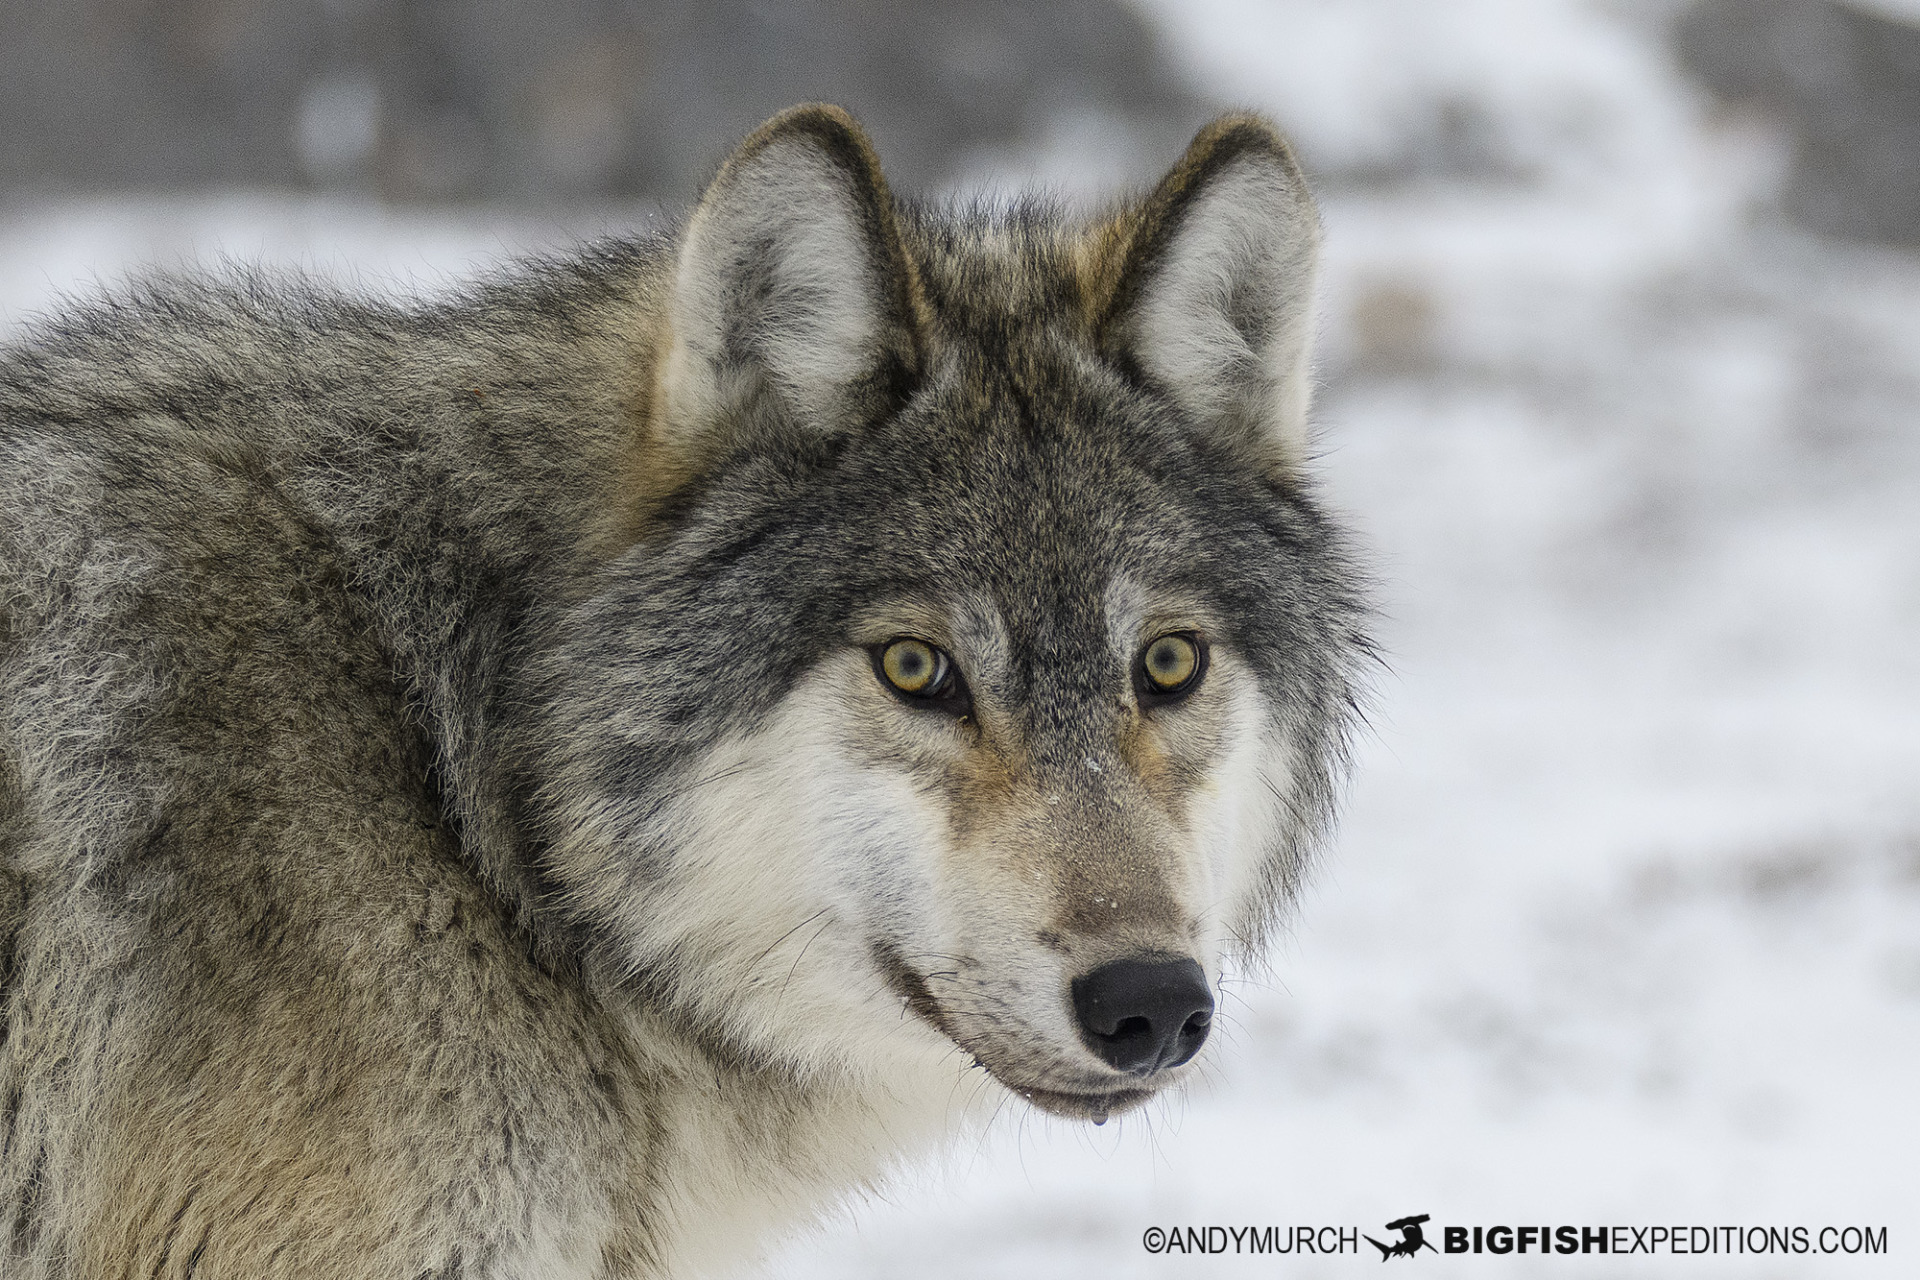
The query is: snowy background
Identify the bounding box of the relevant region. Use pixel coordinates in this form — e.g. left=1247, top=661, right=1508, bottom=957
left=2, top=1, right=1915, bottom=1275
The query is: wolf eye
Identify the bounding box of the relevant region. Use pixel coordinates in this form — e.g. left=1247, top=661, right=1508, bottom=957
left=1137, top=633, right=1206, bottom=702
left=873, top=637, right=970, bottom=715
left=880, top=639, right=943, bottom=693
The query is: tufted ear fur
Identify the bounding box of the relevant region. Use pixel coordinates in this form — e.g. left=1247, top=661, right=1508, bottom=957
left=657, top=104, right=925, bottom=462
left=1091, top=114, right=1321, bottom=478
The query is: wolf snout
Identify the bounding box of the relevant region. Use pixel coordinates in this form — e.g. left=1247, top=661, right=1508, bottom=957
left=1069, top=955, right=1213, bottom=1076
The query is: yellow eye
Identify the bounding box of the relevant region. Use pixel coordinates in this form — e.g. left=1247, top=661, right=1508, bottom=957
left=880, top=638, right=946, bottom=696
left=1140, top=633, right=1203, bottom=697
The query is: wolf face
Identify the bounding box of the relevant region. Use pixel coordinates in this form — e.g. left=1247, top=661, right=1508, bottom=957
left=522, top=107, right=1367, bottom=1123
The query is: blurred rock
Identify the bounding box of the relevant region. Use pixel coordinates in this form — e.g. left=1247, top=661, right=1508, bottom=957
left=1677, top=0, right=1920, bottom=244
left=0, top=0, right=1201, bottom=202
left=1131, top=0, right=1711, bottom=194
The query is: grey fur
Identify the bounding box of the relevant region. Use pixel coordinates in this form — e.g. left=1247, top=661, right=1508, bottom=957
left=0, top=106, right=1370, bottom=1277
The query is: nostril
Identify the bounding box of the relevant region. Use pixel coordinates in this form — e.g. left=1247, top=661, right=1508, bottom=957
left=1070, top=955, right=1214, bottom=1076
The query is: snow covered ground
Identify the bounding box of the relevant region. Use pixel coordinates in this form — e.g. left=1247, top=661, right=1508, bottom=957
left=2, top=2, right=1913, bottom=1275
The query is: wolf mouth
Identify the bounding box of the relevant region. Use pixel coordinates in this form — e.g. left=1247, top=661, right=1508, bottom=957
left=1014, top=1084, right=1157, bottom=1123
left=868, top=938, right=1162, bottom=1121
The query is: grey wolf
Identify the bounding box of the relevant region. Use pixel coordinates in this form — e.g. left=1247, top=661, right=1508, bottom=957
left=0, top=104, right=1369, bottom=1277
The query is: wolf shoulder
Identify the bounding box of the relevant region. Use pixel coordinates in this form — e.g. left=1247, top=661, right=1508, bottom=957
left=0, top=245, right=692, bottom=873
left=0, top=257, right=667, bottom=1277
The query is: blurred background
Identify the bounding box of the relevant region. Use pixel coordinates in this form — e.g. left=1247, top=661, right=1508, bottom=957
left=3, top=1, right=1915, bottom=1275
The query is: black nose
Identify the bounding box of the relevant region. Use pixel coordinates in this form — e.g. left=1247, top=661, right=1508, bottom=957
left=1070, top=955, right=1213, bottom=1076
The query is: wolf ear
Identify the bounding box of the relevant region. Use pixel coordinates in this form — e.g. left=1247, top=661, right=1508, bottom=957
left=658, top=104, right=924, bottom=459
left=1093, top=114, right=1321, bottom=477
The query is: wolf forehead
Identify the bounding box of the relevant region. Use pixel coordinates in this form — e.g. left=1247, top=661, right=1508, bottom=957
left=585, top=280, right=1340, bottom=733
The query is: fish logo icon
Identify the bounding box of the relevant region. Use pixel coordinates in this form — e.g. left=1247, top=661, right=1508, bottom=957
left=1365, top=1214, right=1438, bottom=1260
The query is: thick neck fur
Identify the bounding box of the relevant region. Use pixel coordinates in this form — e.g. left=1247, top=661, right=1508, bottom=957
left=236, top=252, right=675, bottom=951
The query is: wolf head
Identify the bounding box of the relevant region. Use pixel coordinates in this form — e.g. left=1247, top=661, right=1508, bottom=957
left=524, top=106, right=1368, bottom=1121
